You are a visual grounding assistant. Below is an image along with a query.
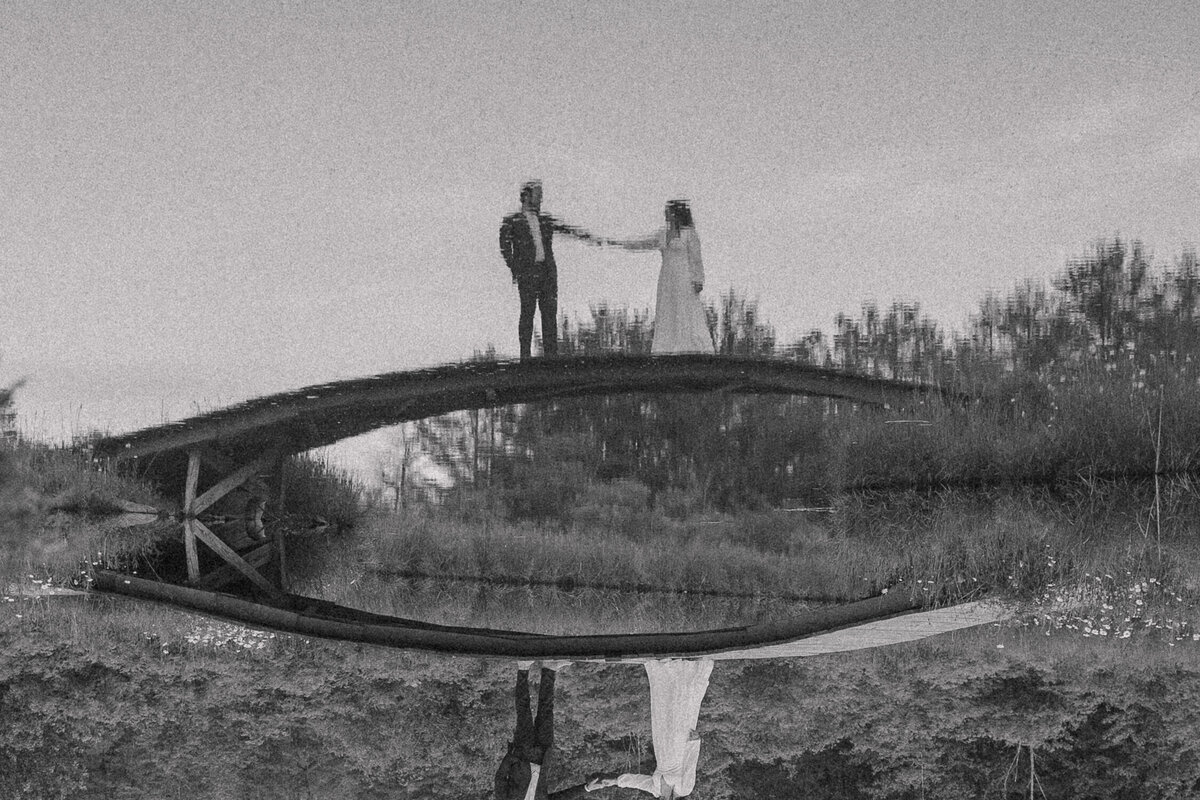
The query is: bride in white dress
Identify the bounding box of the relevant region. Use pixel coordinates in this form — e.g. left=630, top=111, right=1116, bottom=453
left=608, top=201, right=714, bottom=354
left=584, top=659, right=714, bottom=799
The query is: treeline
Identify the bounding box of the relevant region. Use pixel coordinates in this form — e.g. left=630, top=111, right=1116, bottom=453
left=398, top=238, right=1200, bottom=518
left=787, top=238, right=1200, bottom=386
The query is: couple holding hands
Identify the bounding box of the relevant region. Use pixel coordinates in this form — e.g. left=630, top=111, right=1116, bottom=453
left=495, top=659, right=714, bottom=800
left=499, top=181, right=714, bottom=361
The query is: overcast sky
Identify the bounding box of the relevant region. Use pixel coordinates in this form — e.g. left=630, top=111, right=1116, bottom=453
left=2, top=1, right=1197, bottom=442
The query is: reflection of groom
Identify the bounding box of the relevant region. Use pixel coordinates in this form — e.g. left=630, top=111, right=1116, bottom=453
left=497, top=661, right=596, bottom=800
left=499, top=181, right=596, bottom=360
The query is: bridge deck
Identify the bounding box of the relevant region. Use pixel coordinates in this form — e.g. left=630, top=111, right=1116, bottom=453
left=94, top=355, right=950, bottom=472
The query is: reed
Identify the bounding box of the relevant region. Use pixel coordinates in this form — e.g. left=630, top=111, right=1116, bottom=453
left=303, top=507, right=866, bottom=602
left=278, top=452, right=371, bottom=530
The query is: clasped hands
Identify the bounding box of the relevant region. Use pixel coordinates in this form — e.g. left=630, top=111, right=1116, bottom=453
left=576, top=230, right=703, bottom=294
left=585, top=772, right=618, bottom=792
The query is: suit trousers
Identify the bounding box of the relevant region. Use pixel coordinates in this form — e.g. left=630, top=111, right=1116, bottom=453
left=517, top=270, right=558, bottom=360
left=494, top=668, right=556, bottom=800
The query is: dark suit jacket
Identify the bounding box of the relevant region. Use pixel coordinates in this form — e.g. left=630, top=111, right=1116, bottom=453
left=500, top=211, right=587, bottom=285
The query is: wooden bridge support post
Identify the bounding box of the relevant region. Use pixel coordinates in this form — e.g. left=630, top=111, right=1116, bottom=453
left=183, top=451, right=202, bottom=582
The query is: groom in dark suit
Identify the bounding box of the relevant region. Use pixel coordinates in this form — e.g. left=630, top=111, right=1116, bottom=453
left=495, top=661, right=599, bottom=800
left=499, top=181, right=597, bottom=360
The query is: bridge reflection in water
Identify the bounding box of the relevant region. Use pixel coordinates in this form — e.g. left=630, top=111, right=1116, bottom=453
left=90, top=355, right=991, bottom=659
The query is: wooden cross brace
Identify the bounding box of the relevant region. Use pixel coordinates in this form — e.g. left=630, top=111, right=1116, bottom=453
left=182, top=448, right=282, bottom=597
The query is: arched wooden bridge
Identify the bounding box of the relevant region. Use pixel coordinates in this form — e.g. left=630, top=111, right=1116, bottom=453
left=94, top=354, right=954, bottom=466
left=91, top=354, right=993, bottom=657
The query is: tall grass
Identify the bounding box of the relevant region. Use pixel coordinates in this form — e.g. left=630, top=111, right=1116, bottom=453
left=301, top=505, right=863, bottom=602
left=278, top=452, right=370, bottom=531
left=1, top=437, right=172, bottom=586
left=823, top=359, right=1200, bottom=495
left=283, top=475, right=1200, bottom=641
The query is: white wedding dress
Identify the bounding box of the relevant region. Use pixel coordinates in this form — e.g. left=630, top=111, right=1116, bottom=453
left=630, top=228, right=713, bottom=354
left=615, top=659, right=714, bottom=797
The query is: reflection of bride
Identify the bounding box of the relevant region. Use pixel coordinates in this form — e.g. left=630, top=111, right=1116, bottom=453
left=586, top=659, right=714, bottom=799
left=607, top=200, right=714, bottom=355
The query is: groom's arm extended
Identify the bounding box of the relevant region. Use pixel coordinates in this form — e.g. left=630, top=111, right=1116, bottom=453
left=547, top=216, right=604, bottom=245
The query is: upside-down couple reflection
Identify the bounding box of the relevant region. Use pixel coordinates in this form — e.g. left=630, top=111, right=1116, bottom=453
left=495, top=658, right=714, bottom=799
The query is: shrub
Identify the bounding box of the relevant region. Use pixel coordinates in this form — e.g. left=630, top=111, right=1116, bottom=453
left=279, top=453, right=368, bottom=532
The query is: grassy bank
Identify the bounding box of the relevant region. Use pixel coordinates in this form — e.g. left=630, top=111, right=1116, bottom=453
left=3, top=592, right=1199, bottom=799
left=0, top=438, right=173, bottom=586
